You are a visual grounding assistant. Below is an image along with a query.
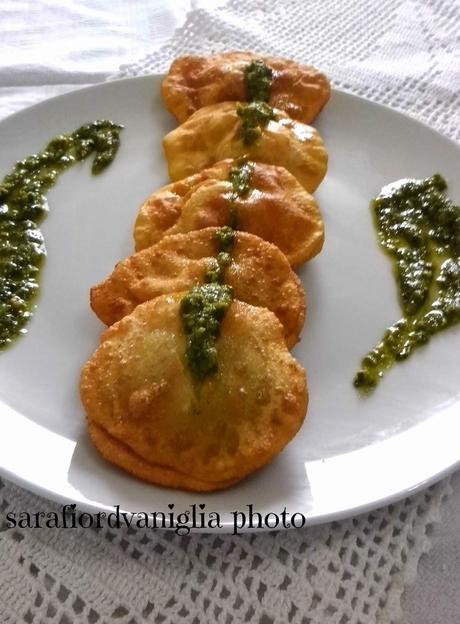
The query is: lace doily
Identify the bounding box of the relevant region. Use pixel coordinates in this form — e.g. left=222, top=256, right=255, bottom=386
left=1, top=0, right=459, bottom=622
left=117, top=0, right=460, bottom=141
left=0, top=477, right=452, bottom=623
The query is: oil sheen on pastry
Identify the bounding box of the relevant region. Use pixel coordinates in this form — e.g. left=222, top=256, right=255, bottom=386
left=134, top=159, right=324, bottom=265
left=162, top=102, right=328, bottom=192
left=162, top=51, right=330, bottom=124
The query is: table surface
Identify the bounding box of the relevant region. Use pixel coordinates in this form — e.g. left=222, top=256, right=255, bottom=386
left=0, top=1, right=459, bottom=622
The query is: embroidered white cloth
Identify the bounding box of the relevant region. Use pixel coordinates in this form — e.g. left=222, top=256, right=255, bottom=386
left=0, top=0, right=459, bottom=622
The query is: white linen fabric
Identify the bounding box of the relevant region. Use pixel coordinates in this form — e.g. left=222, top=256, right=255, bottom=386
left=0, top=0, right=459, bottom=622
left=0, top=0, right=195, bottom=118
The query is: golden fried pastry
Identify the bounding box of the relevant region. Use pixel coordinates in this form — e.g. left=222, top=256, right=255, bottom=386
left=162, top=51, right=330, bottom=124
left=134, top=160, right=324, bottom=265
left=134, top=160, right=231, bottom=251
left=80, top=294, right=308, bottom=492
left=162, top=102, right=327, bottom=192
left=90, top=227, right=305, bottom=348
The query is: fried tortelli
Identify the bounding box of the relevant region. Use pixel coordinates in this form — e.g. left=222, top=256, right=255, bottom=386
left=90, top=228, right=305, bottom=348
left=162, top=102, right=327, bottom=192
left=134, top=160, right=231, bottom=251
left=162, top=51, right=330, bottom=124
left=134, top=160, right=324, bottom=265
left=80, top=294, right=308, bottom=492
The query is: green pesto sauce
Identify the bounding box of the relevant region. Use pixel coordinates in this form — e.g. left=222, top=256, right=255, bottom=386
left=354, top=174, right=460, bottom=392
left=227, top=158, right=254, bottom=229
left=236, top=101, right=275, bottom=146
left=180, top=283, right=233, bottom=380
left=244, top=60, right=273, bottom=103
left=182, top=219, right=238, bottom=380
left=229, top=158, right=253, bottom=197
left=180, top=162, right=252, bottom=381
left=204, top=226, right=236, bottom=284
left=215, top=224, right=236, bottom=252
left=0, top=120, right=123, bottom=349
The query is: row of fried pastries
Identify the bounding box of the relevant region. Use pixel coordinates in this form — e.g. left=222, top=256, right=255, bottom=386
left=80, top=52, right=329, bottom=492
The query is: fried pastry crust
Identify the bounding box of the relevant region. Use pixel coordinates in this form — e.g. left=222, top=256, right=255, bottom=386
left=134, top=160, right=230, bottom=251
left=162, top=102, right=327, bottom=192
left=134, top=159, right=324, bottom=265
left=162, top=51, right=330, bottom=124
left=90, top=228, right=305, bottom=348
left=80, top=295, right=308, bottom=491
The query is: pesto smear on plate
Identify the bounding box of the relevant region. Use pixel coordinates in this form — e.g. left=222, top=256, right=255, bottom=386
left=354, top=174, right=460, bottom=391
left=0, top=120, right=123, bottom=349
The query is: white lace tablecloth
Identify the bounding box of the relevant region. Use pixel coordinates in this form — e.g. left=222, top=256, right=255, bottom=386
left=1, top=1, right=460, bottom=622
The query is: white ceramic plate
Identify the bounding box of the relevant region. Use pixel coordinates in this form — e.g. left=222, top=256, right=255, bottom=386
left=0, top=76, right=459, bottom=531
